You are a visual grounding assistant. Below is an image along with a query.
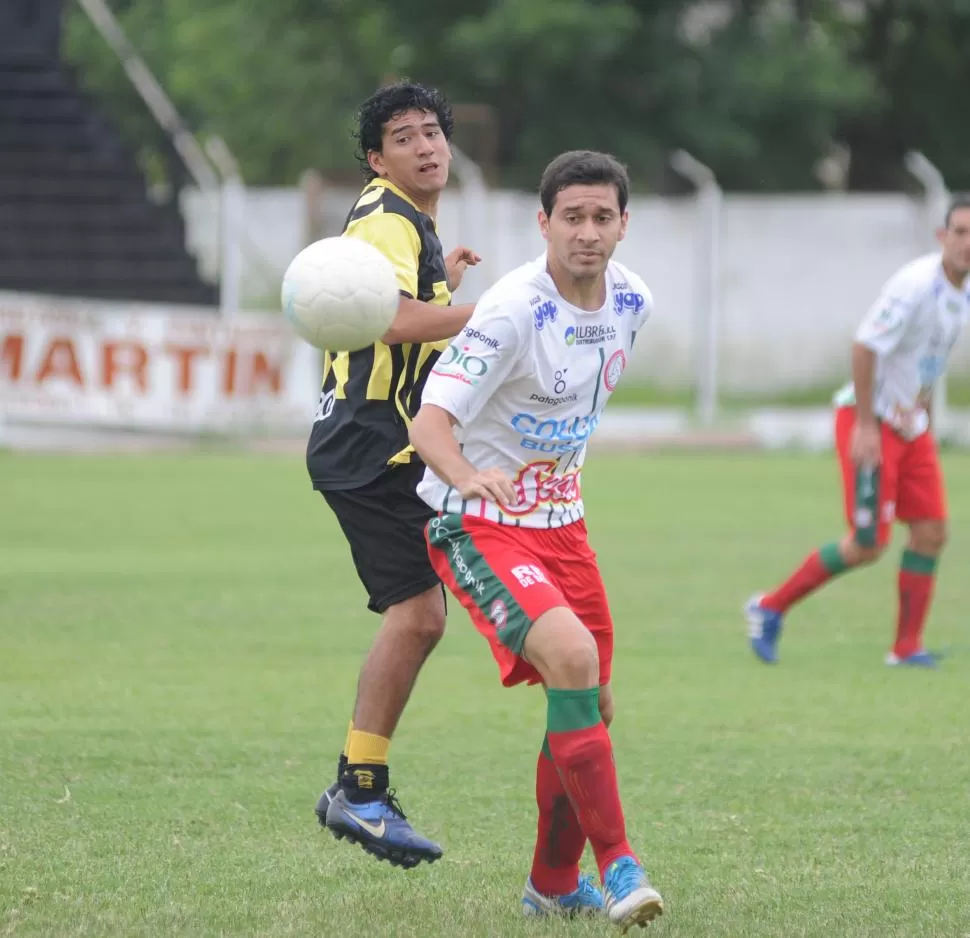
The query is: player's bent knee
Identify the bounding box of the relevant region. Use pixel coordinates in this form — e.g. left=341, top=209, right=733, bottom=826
left=552, top=640, right=599, bottom=689
left=842, top=537, right=885, bottom=567
left=524, top=607, right=599, bottom=689
left=386, top=586, right=447, bottom=646
left=857, top=544, right=885, bottom=565
left=910, top=519, right=947, bottom=555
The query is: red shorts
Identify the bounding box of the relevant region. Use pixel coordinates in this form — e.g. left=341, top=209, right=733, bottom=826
left=834, top=406, right=946, bottom=547
left=425, top=514, right=613, bottom=688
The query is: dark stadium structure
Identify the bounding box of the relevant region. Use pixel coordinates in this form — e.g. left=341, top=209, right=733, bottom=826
left=0, top=0, right=217, bottom=305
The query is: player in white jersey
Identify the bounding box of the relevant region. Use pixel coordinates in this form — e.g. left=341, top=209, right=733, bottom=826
left=409, top=151, right=664, bottom=931
left=746, top=196, right=970, bottom=668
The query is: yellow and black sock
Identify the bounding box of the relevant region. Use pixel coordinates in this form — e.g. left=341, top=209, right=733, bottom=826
left=342, top=729, right=391, bottom=803
left=335, top=720, right=354, bottom=782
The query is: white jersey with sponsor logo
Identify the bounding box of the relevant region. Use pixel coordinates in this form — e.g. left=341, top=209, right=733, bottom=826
left=833, top=253, right=970, bottom=439
left=416, top=255, right=652, bottom=528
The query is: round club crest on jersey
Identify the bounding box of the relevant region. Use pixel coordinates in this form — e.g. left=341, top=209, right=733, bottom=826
left=490, top=599, right=509, bottom=630
left=604, top=349, right=627, bottom=391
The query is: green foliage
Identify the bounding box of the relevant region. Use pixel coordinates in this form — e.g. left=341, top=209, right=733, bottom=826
left=61, top=1, right=969, bottom=191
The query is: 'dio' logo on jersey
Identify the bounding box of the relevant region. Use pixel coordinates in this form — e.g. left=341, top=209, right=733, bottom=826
left=431, top=344, right=490, bottom=386
left=604, top=349, right=627, bottom=391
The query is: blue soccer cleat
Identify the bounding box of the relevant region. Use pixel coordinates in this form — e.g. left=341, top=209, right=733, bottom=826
left=603, top=856, right=664, bottom=932
left=314, top=781, right=340, bottom=826
left=521, top=874, right=604, bottom=917
left=325, top=788, right=443, bottom=869
left=745, top=593, right=783, bottom=664
left=885, top=650, right=938, bottom=669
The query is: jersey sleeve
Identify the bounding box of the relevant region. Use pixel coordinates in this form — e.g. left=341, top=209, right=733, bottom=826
left=420, top=298, right=526, bottom=427
left=345, top=212, right=421, bottom=298
left=855, top=272, right=923, bottom=356
left=611, top=264, right=653, bottom=348
left=629, top=279, right=654, bottom=348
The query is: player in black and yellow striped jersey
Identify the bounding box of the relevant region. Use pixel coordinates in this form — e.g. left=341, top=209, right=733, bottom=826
left=309, top=81, right=481, bottom=869
left=306, top=176, right=456, bottom=486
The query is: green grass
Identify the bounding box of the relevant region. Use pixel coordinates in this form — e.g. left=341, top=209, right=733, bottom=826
left=610, top=372, right=970, bottom=409
left=2, top=450, right=969, bottom=937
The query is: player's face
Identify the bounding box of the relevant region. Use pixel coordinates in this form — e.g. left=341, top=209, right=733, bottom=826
left=938, top=207, right=970, bottom=278
left=538, top=184, right=628, bottom=281
left=368, top=109, right=451, bottom=202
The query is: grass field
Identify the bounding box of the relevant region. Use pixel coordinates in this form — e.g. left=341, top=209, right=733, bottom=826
left=609, top=373, right=970, bottom=410
left=2, top=449, right=969, bottom=938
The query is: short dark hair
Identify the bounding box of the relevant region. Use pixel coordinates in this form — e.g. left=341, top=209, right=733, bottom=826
left=539, top=150, right=630, bottom=216
left=944, top=194, right=970, bottom=227
left=354, top=81, right=454, bottom=181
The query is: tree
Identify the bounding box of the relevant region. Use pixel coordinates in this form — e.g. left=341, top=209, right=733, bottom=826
left=65, top=0, right=966, bottom=193
left=836, top=0, right=970, bottom=191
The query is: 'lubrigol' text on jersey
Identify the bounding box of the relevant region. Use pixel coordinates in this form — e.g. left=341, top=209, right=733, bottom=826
left=833, top=253, right=970, bottom=439
left=417, top=256, right=652, bottom=528
left=307, top=178, right=452, bottom=490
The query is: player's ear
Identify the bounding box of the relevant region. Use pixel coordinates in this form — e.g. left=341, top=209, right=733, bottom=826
left=537, top=210, right=550, bottom=242
left=935, top=225, right=948, bottom=248
left=618, top=211, right=629, bottom=242
left=367, top=149, right=385, bottom=178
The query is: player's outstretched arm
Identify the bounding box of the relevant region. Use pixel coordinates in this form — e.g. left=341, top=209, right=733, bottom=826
left=382, top=299, right=475, bottom=346
left=410, top=404, right=516, bottom=505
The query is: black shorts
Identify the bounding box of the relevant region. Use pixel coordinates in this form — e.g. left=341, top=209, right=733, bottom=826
left=319, top=460, right=440, bottom=614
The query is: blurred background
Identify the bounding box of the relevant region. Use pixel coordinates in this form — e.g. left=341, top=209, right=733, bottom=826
left=2, top=0, right=970, bottom=450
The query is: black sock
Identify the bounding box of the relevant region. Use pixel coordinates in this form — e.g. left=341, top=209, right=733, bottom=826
left=336, top=753, right=347, bottom=784
left=340, top=763, right=389, bottom=803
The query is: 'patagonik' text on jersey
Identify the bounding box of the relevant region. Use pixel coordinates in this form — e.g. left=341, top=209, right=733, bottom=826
left=416, top=256, right=652, bottom=528
left=833, top=253, right=970, bottom=439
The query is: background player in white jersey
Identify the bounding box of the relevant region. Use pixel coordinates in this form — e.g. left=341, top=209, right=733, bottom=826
left=409, top=151, right=664, bottom=931
left=746, top=195, right=970, bottom=668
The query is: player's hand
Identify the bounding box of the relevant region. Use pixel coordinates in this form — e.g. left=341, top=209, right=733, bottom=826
left=445, top=246, right=482, bottom=290
left=454, top=467, right=517, bottom=506
left=851, top=420, right=882, bottom=468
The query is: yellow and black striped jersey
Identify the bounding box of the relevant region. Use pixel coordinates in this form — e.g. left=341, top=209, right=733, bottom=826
left=307, top=178, right=452, bottom=490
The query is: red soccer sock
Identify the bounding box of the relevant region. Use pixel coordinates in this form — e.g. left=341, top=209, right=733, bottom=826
left=761, top=542, right=848, bottom=614
left=545, top=688, right=636, bottom=881
left=895, top=549, right=938, bottom=658
left=529, top=738, right=587, bottom=896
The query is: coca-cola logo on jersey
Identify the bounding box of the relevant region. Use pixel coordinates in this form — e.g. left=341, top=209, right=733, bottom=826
left=502, top=460, right=582, bottom=517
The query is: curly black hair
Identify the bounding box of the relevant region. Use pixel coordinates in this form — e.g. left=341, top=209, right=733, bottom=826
left=539, top=150, right=630, bottom=216
left=354, top=81, right=454, bottom=180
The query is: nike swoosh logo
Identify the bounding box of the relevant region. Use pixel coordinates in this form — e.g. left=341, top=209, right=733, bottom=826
left=343, top=809, right=386, bottom=838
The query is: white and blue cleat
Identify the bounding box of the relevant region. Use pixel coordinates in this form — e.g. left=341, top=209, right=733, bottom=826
left=603, top=856, right=664, bottom=932
left=885, top=650, right=939, bottom=669
left=325, top=788, right=443, bottom=869
left=521, top=874, right=604, bottom=917
left=745, top=594, right=783, bottom=664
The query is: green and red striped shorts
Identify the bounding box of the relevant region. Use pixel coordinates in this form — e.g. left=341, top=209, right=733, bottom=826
left=425, top=513, right=614, bottom=688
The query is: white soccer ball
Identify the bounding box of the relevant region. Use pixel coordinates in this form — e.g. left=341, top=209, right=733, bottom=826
left=281, top=236, right=399, bottom=352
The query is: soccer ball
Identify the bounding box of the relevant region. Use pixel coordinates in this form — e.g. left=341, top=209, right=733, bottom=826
left=281, top=236, right=399, bottom=352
